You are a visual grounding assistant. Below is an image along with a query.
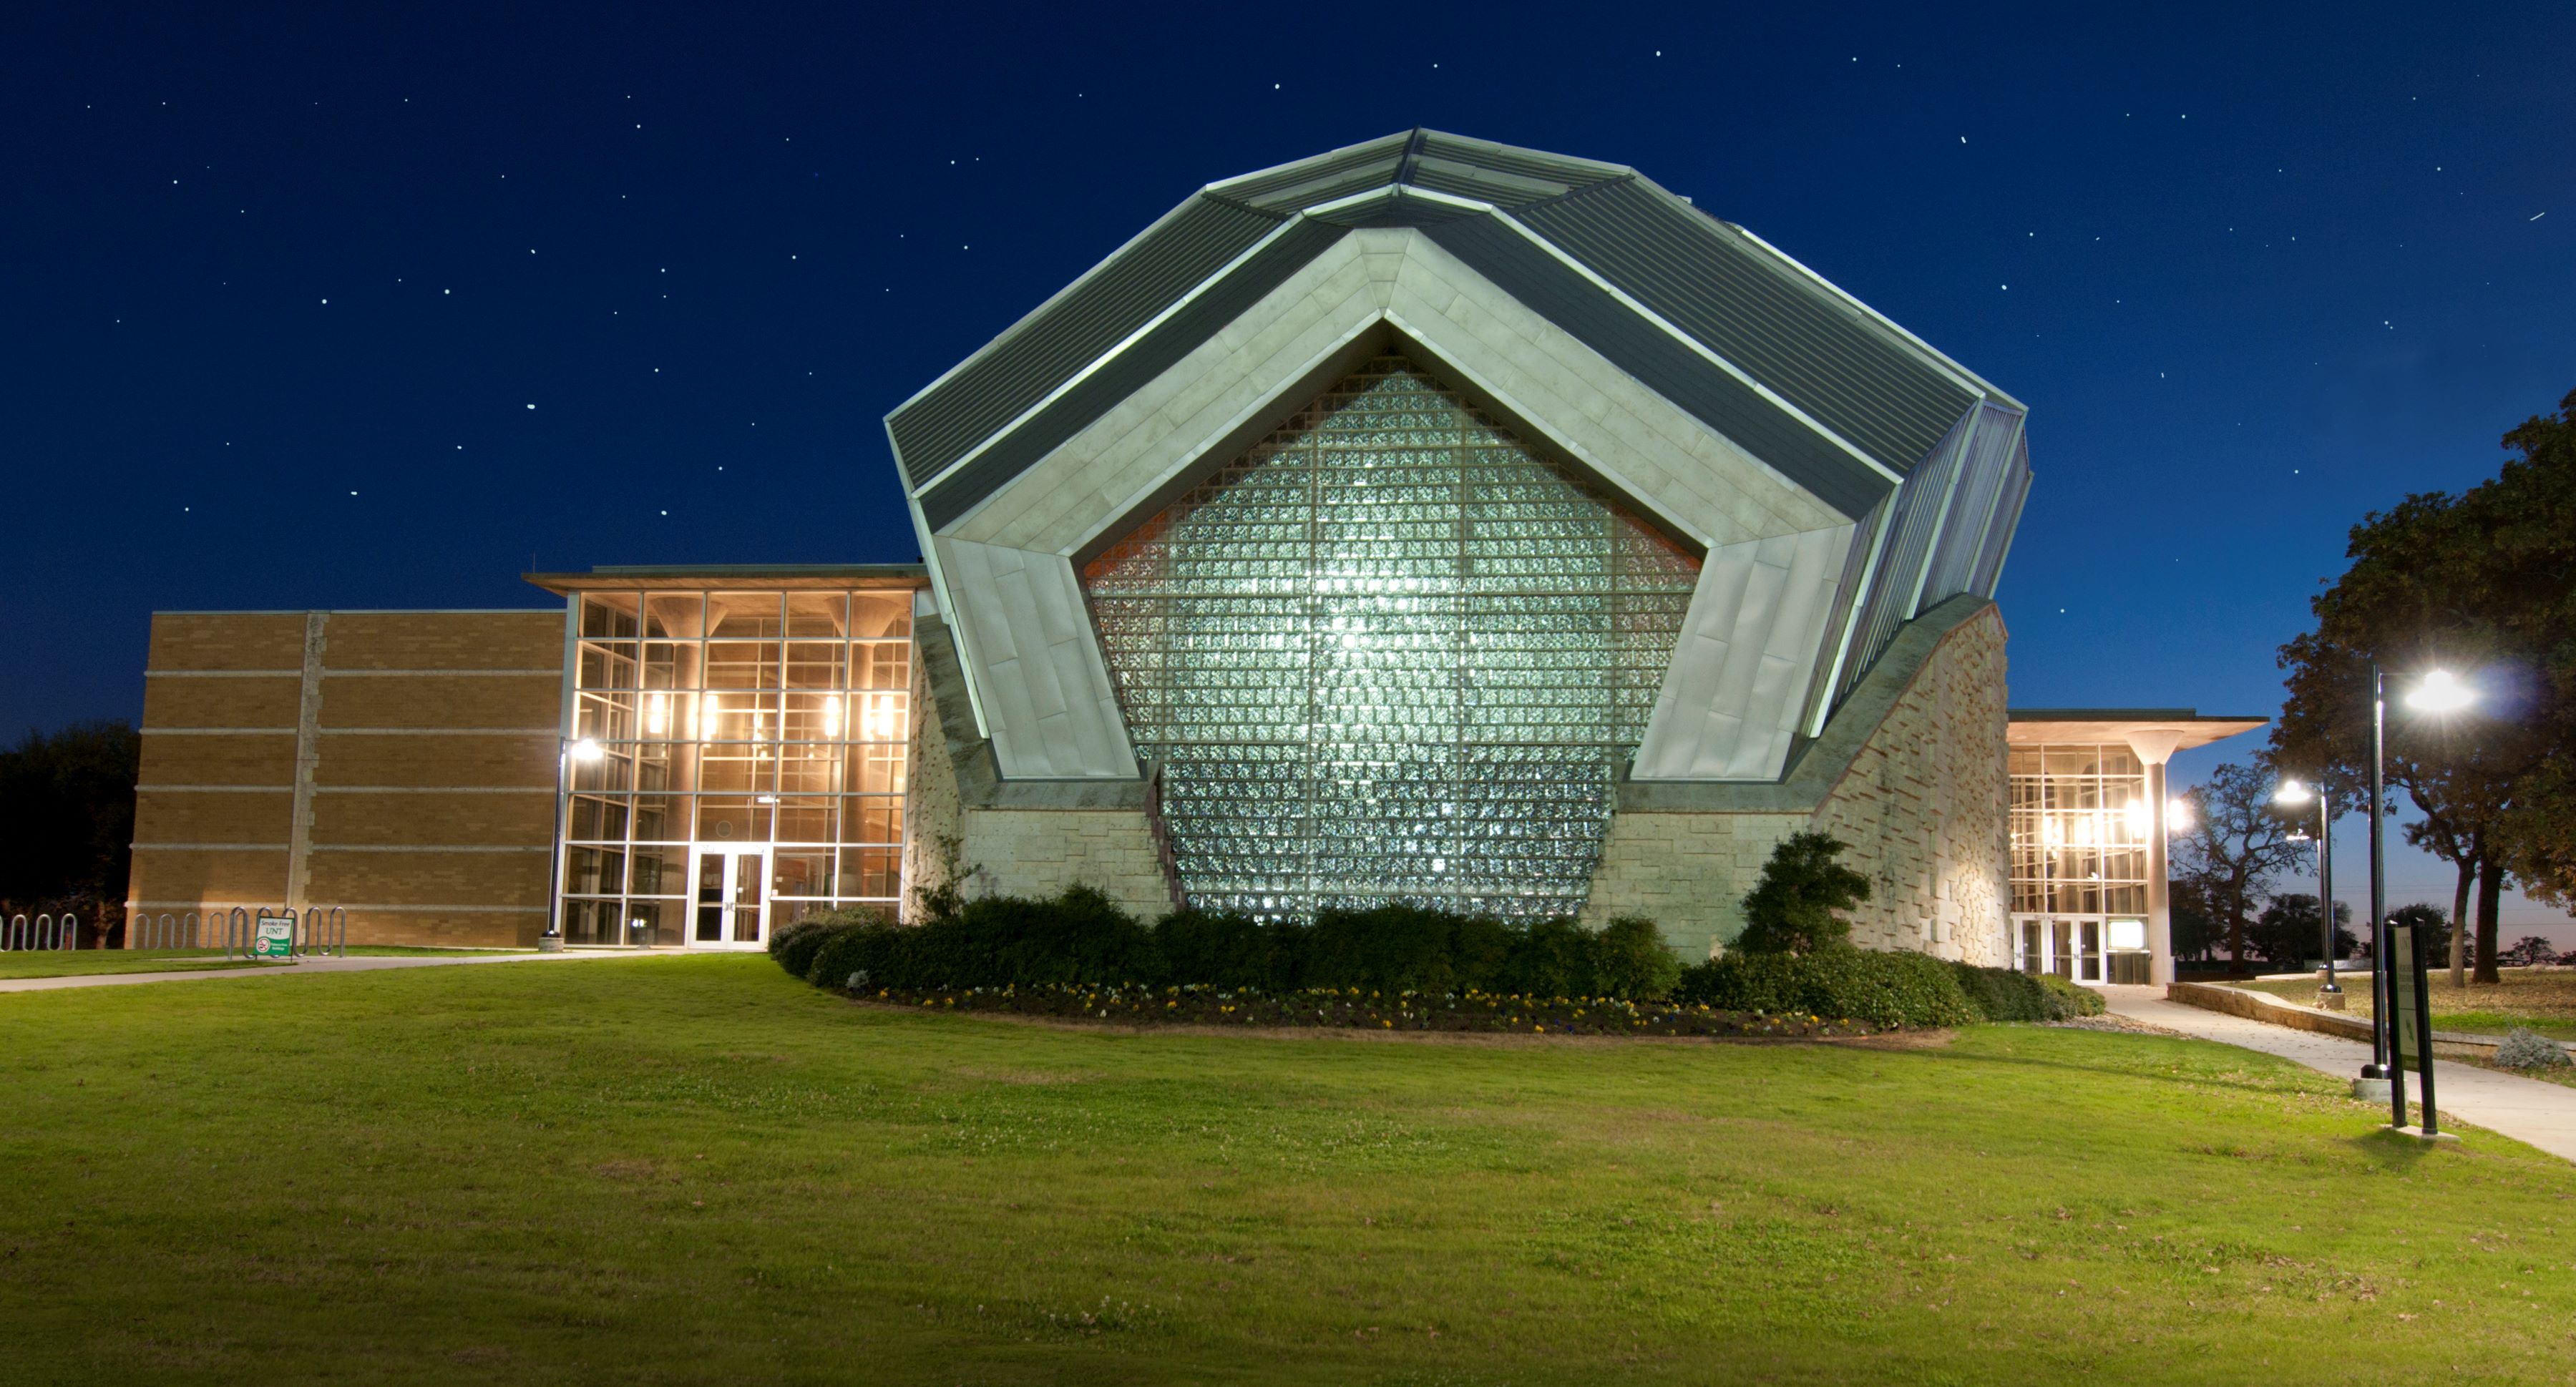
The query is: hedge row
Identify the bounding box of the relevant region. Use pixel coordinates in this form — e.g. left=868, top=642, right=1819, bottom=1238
left=771, top=888, right=2109, bottom=1030
left=772, top=888, right=1682, bottom=1001
left=1671, top=951, right=2107, bottom=1029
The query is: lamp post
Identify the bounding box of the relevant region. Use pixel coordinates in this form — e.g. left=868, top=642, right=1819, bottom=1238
left=543, top=736, right=604, bottom=949
left=2274, top=778, right=2338, bottom=1001
left=2358, top=663, right=2474, bottom=1082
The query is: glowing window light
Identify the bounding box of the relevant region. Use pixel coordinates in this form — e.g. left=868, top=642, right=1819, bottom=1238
left=822, top=695, right=842, bottom=738
left=2123, top=799, right=2150, bottom=837
left=700, top=692, right=721, bottom=732
left=644, top=692, right=668, bottom=736
left=2167, top=798, right=2193, bottom=833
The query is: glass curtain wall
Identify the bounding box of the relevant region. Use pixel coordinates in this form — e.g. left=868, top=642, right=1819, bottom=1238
left=558, top=588, right=912, bottom=944
left=1083, top=356, right=1702, bottom=921
left=2008, top=743, right=2151, bottom=981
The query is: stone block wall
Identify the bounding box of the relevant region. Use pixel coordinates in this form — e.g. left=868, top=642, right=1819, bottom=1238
left=899, top=615, right=1174, bottom=923
left=1583, top=599, right=2010, bottom=964
left=1810, top=604, right=2009, bottom=965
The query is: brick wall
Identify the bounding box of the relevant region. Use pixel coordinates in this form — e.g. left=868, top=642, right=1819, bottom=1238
left=129, top=609, right=565, bottom=948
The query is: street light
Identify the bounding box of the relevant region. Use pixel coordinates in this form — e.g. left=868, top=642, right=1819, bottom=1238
left=2362, top=663, right=2474, bottom=1085
left=2273, top=778, right=2338, bottom=1001
left=542, top=737, right=606, bottom=949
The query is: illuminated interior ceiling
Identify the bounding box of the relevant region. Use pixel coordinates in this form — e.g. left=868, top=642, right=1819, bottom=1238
left=1083, top=357, right=1699, bottom=918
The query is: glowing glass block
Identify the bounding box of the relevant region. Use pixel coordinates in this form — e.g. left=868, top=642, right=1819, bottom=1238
left=1083, top=358, right=1699, bottom=920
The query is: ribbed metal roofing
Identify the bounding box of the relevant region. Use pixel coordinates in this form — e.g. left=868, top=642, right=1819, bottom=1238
left=888, top=128, right=2023, bottom=530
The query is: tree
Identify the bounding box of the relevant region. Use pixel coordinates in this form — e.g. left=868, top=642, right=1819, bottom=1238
left=2273, top=387, right=2576, bottom=985
left=2387, top=902, right=2451, bottom=964
left=0, top=722, right=140, bottom=944
left=2172, top=762, right=2307, bottom=973
left=2502, top=936, right=2560, bottom=969
left=2250, top=893, right=2360, bottom=967
left=1735, top=832, right=1870, bottom=955
left=2487, top=391, right=2576, bottom=916
left=2169, top=880, right=2220, bottom=963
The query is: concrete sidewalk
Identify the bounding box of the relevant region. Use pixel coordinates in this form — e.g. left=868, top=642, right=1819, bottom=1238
left=2101, top=984, right=2576, bottom=1165
left=0, top=949, right=650, bottom=995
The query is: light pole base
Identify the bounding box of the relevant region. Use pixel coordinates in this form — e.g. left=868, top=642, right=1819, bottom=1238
left=2352, top=1076, right=2392, bottom=1103
left=538, top=933, right=565, bottom=954
left=2381, top=1124, right=2458, bottom=1143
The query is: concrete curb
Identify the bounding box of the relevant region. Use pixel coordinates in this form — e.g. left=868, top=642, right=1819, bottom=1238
left=2165, top=981, right=2576, bottom=1060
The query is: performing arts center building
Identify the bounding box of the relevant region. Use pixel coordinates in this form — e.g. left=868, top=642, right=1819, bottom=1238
left=125, top=131, right=2258, bottom=985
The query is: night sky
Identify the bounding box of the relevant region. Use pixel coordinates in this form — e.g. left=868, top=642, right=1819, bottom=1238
left=9, top=4, right=2572, bottom=933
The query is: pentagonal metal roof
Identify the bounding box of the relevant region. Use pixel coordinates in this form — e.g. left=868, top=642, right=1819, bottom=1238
left=887, top=129, right=2021, bottom=531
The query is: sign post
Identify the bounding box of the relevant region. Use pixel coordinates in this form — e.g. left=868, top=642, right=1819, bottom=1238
left=2386, top=922, right=2445, bottom=1138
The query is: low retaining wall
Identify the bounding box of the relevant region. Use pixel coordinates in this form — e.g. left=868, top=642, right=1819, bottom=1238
left=2165, top=981, right=2576, bottom=1060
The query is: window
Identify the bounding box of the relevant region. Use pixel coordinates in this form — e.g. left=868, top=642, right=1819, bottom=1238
left=557, top=587, right=914, bottom=944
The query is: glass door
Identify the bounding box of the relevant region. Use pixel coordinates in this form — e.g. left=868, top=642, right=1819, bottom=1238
left=691, top=846, right=769, bottom=949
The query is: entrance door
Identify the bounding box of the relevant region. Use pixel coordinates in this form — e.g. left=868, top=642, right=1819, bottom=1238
left=691, top=846, right=769, bottom=948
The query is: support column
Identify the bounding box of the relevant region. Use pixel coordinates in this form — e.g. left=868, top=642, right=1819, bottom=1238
left=2125, top=730, right=2187, bottom=987
left=284, top=612, right=329, bottom=913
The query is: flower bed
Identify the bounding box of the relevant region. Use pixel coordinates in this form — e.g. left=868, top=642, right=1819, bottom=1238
left=838, top=979, right=1880, bottom=1039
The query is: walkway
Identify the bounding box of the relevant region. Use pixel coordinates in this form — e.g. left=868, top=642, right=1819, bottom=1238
left=2101, top=984, right=2576, bottom=1165
left=0, top=949, right=649, bottom=995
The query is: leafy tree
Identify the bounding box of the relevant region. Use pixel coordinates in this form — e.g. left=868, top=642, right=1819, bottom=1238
left=2169, top=880, right=2220, bottom=962
left=2249, top=893, right=2359, bottom=966
left=2502, top=936, right=2561, bottom=969
left=2487, top=392, right=2576, bottom=917
left=0, top=721, right=140, bottom=944
left=2387, top=902, right=2451, bottom=964
left=2172, top=762, right=2307, bottom=973
left=1734, top=833, right=1870, bottom=956
left=2273, top=386, right=2576, bottom=985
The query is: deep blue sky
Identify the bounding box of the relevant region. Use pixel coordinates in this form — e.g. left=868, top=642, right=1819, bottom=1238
left=8, top=4, right=2571, bottom=933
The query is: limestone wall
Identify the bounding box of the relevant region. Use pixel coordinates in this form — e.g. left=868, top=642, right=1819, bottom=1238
left=1583, top=598, right=2010, bottom=964
left=900, top=615, right=1174, bottom=923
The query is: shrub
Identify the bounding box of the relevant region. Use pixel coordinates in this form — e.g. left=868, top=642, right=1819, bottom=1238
left=1948, top=961, right=2053, bottom=1021
left=2495, top=1027, right=2572, bottom=1070
left=1303, top=906, right=1480, bottom=994
left=2038, top=974, right=2106, bottom=1018
left=1735, top=833, right=1870, bottom=955
left=1501, top=917, right=1598, bottom=999
left=1153, top=909, right=1299, bottom=991
left=1674, top=946, right=1975, bottom=1029
left=771, top=908, right=884, bottom=981
left=1589, top=916, right=1682, bottom=1001
left=787, top=892, right=1677, bottom=1009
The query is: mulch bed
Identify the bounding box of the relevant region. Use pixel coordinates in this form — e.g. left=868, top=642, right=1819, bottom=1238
left=841, top=981, right=1883, bottom=1039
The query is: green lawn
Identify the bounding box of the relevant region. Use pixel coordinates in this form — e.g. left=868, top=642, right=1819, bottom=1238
left=0, top=945, right=531, bottom=981
left=0, top=949, right=263, bottom=980
left=3, top=956, right=2571, bottom=1385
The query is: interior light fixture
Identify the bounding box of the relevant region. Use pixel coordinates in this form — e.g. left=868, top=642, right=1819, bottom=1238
left=568, top=737, right=603, bottom=763
left=2167, top=798, right=2193, bottom=833
left=2123, top=800, right=2150, bottom=836
left=2274, top=778, right=2313, bottom=805
left=644, top=692, right=668, bottom=736
left=822, top=694, right=842, bottom=738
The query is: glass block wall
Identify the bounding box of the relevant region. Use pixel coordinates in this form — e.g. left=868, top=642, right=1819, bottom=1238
left=1082, top=357, right=1702, bottom=920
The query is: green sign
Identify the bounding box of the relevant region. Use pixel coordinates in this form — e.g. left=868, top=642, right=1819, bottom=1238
left=254, top=917, right=295, bottom=960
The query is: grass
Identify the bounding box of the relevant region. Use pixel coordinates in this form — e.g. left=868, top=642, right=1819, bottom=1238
left=2239, top=967, right=2576, bottom=1040
left=4, top=956, right=2573, bottom=1385
left=0, top=950, right=261, bottom=980
left=0, top=945, right=532, bottom=980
